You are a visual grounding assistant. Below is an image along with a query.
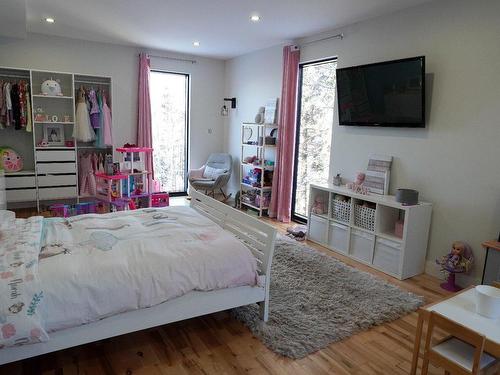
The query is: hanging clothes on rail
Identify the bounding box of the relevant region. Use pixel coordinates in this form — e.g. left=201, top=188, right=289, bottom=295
left=73, top=87, right=95, bottom=142
left=10, top=83, right=21, bottom=130
left=1, top=82, right=13, bottom=128
left=102, top=94, right=113, bottom=146
left=79, top=152, right=96, bottom=196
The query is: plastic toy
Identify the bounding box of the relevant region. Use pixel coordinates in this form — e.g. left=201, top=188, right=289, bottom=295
left=436, top=241, right=474, bottom=292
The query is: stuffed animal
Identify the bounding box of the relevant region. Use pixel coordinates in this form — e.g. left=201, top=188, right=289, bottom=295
left=0, top=148, right=23, bottom=173
left=41, top=78, right=62, bottom=96
left=311, top=195, right=326, bottom=215
left=436, top=241, right=473, bottom=274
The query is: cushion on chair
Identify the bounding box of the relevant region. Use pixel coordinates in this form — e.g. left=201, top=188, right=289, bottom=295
left=432, top=337, right=497, bottom=371
left=203, top=166, right=227, bottom=180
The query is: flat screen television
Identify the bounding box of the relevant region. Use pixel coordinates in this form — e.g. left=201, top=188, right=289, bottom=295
left=337, top=56, right=425, bottom=127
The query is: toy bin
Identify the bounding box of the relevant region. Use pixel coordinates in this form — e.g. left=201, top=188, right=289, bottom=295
left=151, top=192, right=169, bottom=207
left=50, top=204, right=69, bottom=218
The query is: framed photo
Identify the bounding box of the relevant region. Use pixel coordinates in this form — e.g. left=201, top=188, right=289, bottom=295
left=264, top=98, right=278, bottom=125
left=43, top=123, right=65, bottom=146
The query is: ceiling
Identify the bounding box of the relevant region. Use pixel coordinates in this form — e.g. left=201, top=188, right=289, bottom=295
left=9, top=0, right=432, bottom=59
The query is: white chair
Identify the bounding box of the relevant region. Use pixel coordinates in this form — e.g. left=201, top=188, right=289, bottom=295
left=421, top=312, right=498, bottom=375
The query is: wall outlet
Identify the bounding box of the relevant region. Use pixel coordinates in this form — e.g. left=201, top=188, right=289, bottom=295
left=208, top=128, right=213, bottom=134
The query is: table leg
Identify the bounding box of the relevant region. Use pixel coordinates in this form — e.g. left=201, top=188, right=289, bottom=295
left=411, top=310, right=425, bottom=375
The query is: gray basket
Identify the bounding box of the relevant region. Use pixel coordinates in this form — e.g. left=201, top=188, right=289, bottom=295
left=331, top=199, right=351, bottom=223
left=354, top=204, right=375, bottom=231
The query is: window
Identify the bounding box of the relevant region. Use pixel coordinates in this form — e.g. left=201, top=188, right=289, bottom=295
left=292, top=58, right=337, bottom=222
left=150, top=71, right=189, bottom=194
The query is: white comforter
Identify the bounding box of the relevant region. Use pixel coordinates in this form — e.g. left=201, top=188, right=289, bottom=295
left=39, top=206, right=258, bottom=332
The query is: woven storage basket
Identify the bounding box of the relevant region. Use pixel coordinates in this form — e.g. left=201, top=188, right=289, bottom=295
left=354, top=204, right=375, bottom=231
left=331, top=199, right=351, bottom=223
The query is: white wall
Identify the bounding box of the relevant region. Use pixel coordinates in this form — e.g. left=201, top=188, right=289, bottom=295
left=223, top=45, right=285, bottom=192
left=224, top=0, right=500, bottom=284
left=0, top=33, right=225, bottom=171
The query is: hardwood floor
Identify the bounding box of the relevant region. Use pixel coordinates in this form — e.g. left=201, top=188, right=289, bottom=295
left=2, top=205, right=450, bottom=375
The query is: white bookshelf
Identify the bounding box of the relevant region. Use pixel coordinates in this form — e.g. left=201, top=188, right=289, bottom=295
left=307, top=184, right=432, bottom=280
left=239, top=122, right=277, bottom=216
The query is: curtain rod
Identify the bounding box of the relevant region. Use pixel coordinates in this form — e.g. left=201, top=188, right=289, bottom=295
left=299, top=33, right=344, bottom=47
left=148, top=54, right=197, bottom=64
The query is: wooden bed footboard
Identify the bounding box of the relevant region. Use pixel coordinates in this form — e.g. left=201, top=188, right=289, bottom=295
left=190, top=188, right=277, bottom=320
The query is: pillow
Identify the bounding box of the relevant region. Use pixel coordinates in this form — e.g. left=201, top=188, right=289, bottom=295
left=203, top=166, right=227, bottom=180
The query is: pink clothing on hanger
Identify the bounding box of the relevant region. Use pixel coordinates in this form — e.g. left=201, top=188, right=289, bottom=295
left=79, top=153, right=96, bottom=196
left=102, top=95, right=113, bottom=146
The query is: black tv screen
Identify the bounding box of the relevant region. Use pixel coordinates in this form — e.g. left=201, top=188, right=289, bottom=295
left=337, top=56, right=425, bottom=127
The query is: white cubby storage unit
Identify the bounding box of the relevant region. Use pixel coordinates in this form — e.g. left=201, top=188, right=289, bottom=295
left=307, top=184, right=432, bottom=280
left=0, top=66, right=112, bottom=210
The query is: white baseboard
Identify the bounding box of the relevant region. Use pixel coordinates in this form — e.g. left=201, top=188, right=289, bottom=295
left=425, top=260, right=481, bottom=287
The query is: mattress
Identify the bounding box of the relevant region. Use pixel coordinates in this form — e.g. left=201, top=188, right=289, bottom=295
left=37, top=206, right=258, bottom=332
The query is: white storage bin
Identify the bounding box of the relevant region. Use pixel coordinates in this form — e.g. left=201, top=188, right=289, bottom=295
left=36, top=150, right=75, bottom=162
left=354, top=204, right=375, bottom=231
left=331, top=198, right=351, bottom=223
left=38, top=186, right=77, bottom=200
left=6, top=189, right=37, bottom=202
left=350, top=229, right=375, bottom=263
left=373, top=237, right=402, bottom=276
left=328, top=222, right=349, bottom=254
left=37, top=162, right=76, bottom=174
left=38, top=174, right=77, bottom=187
left=308, top=214, right=328, bottom=244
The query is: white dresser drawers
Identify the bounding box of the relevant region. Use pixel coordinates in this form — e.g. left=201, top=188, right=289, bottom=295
left=38, top=186, right=77, bottom=200
left=5, top=175, right=36, bottom=189
left=37, top=174, right=77, bottom=187
left=37, top=163, right=76, bottom=174
left=36, top=150, right=76, bottom=162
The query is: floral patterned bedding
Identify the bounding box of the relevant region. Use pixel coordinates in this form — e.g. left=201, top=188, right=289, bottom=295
left=0, top=211, right=48, bottom=347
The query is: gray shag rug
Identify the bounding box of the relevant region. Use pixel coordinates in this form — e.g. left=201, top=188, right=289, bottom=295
left=232, top=234, right=424, bottom=359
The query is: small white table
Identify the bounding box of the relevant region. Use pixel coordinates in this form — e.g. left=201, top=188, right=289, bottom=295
left=411, top=287, right=500, bottom=374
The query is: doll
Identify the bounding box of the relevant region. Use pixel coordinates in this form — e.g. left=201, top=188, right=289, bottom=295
left=347, top=172, right=368, bottom=194
left=311, top=195, right=326, bottom=215
left=436, top=241, right=473, bottom=274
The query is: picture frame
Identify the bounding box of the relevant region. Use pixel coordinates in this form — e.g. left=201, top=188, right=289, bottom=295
left=43, top=123, right=65, bottom=146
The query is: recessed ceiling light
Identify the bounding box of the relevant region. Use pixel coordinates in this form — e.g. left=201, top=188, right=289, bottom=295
left=193, top=41, right=200, bottom=47
left=250, top=14, right=261, bottom=22
left=45, top=17, right=55, bottom=23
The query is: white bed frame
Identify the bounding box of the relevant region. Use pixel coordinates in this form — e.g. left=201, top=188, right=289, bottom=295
left=0, top=189, right=276, bottom=365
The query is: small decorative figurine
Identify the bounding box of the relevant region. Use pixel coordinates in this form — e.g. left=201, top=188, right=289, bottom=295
left=333, top=173, right=342, bottom=186
left=436, top=241, right=474, bottom=292
left=254, top=106, right=266, bottom=124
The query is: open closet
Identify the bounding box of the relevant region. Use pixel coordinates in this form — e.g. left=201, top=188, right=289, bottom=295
left=0, top=66, right=113, bottom=210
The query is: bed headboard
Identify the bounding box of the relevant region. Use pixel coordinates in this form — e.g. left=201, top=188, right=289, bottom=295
left=189, top=188, right=276, bottom=278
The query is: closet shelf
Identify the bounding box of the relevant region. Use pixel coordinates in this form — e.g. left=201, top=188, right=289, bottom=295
left=32, top=94, right=73, bottom=99
left=34, top=121, right=74, bottom=125
left=36, top=147, right=75, bottom=150
left=240, top=182, right=272, bottom=191
left=5, top=170, right=36, bottom=176
left=240, top=201, right=269, bottom=211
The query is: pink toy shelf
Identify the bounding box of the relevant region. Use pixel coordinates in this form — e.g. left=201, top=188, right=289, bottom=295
left=117, top=147, right=153, bottom=208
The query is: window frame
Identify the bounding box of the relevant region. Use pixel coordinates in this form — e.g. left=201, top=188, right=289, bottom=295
left=150, top=69, right=191, bottom=196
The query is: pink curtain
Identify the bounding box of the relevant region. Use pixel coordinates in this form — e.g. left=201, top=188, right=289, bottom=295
left=137, top=53, right=153, bottom=177
left=269, top=46, right=300, bottom=222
